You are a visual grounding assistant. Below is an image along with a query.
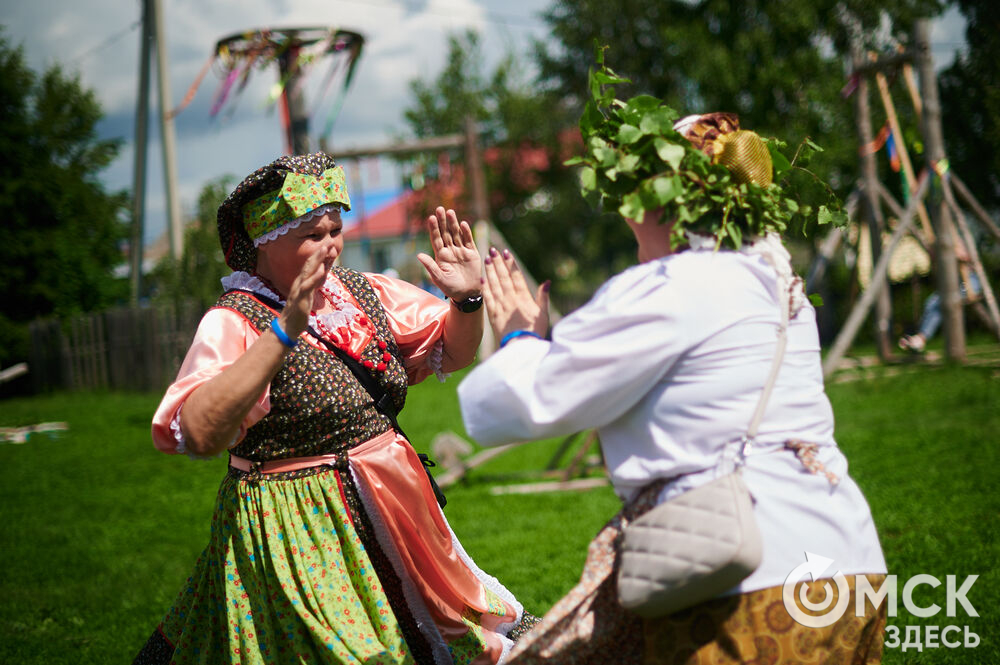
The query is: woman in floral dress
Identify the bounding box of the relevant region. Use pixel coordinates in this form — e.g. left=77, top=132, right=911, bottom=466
left=131, top=153, right=536, bottom=665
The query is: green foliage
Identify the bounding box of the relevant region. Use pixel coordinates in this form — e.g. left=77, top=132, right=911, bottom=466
left=572, top=47, right=846, bottom=249
left=0, top=29, right=128, bottom=367
left=401, top=31, right=635, bottom=310
left=939, top=0, right=1000, bottom=210
left=149, top=177, right=234, bottom=309
left=400, top=2, right=959, bottom=310
left=536, top=0, right=946, bottom=220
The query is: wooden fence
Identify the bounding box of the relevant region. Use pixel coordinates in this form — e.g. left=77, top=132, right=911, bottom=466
left=28, top=302, right=204, bottom=393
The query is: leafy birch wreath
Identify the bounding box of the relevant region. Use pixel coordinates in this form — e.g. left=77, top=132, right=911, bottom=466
left=566, top=47, right=847, bottom=250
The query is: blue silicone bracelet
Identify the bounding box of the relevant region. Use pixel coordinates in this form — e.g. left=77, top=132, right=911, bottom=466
left=270, top=317, right=298, bottom=349
left=499, top=330, right=543, bottom=348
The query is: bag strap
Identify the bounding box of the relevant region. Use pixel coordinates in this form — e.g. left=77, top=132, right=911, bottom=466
left=309, top=325, right=448, bottom=508
left=225, top=288, right=447, bottom=507
left=737, top=291, right=791, bottom=464
left=312, top=328, right=405, bottom=434
left=746, top=293, right=791, bottom=441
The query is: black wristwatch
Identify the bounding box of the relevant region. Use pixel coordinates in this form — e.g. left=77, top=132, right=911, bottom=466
left=451, top=294, right=484, bottom=313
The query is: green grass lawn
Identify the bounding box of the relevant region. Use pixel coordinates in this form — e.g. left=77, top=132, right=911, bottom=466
left=1, top=363, right=997, bottom=663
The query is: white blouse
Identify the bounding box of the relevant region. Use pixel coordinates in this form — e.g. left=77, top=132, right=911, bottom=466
left=458, top=243, right=886, bottom=594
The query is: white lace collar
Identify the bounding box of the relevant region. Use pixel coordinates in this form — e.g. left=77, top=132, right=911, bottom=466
left=220, top=270, right=367, bottom=333
left=220, top=271, right=284, bottom=303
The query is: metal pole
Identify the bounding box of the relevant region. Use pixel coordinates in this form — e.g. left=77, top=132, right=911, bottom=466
left=915, top=18, right=965, bottom=362
left=130, top=0, right=152, bottom=305
left=152, top=0, right=183, bottom=260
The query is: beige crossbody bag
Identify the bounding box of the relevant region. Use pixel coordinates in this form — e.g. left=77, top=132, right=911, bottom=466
left=616, top=295, right=790, bottom=618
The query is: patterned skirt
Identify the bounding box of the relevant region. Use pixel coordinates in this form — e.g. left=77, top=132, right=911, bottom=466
left=505, top=482, right=887, bottom=665
left=132, top=431, right=537, bottom=665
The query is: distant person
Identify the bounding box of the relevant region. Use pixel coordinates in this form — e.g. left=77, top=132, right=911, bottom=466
left=132, top=153, right=535, bottom=665
left=899, top=239, right=982, bottom=353
left=458, top=113, right=887, bottom=664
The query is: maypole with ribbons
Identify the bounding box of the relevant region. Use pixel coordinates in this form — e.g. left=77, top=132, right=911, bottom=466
left=170, top=27, right=364, bottom=155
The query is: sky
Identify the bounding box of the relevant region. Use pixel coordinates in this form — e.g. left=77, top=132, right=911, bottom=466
left=4, top=0, right=968, bottom=250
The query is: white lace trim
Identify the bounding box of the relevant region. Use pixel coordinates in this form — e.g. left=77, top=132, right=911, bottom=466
left=684, top=231, right=719, bottom=251
left=349, top=464, right=453, bottom=665
left=428, top=339, right=450, bottom=383
left=685, top=231, right=806, bottom=319
left=220, top=271, right=365, bottom=334
left=169, top=406, right=227, bottom=460
left=743, top=233, right=807, bottom=318
left=446, top=520, right=524, bottom=640
left=313, top=281, right=366, bottom=332
left=252, top=203, right=341, bottom=247
left=220, top=271, right=284, bottom=304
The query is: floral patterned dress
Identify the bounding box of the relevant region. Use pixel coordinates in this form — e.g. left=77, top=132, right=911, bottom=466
left=132, top=267, right=536, bottom=665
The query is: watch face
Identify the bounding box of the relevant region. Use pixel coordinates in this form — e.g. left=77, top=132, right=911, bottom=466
left=455, top=295, right=484, bottom=313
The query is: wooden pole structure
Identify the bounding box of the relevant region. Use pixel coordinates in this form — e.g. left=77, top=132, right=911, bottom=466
left=152, top=0, right=183, bottom=261
left=874, top=183, right=931, bottom=253
left=873, top=69, right=936, bottom=243
left=278, top=39, right=309, bottom=155
left=851, top=40, right=895, bottom=361
left=464, top=115, right=498, bottom=358
left=950, top=174, right=1000, bottom=243
left=894, top=55, right=979, bottom=298
left=806, top=225, right=844, bottom=290
left=824, top=171, right=931, bottom=377
left=942, top=179, right=1000, bottom=339
left=914, top=19, right=965, bottom=362
left=129, top=0, right=152, bottom=306
left=329, top=134, right=465, bottom=159
left=464, top=115, right=489, bottom=227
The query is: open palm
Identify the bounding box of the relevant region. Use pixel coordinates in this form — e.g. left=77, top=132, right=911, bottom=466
left=417, top=207, right=482, bottom=300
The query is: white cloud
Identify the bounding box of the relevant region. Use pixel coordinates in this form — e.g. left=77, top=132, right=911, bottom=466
left=5, top=0, right=548, bottom=245
left=4, top=1, right=967, bottom=248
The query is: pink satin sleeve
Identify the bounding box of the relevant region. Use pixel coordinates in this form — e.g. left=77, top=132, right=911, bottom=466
left=150, top=308, right=271, bottom=454
left=365, top=273, right=454, bottom=385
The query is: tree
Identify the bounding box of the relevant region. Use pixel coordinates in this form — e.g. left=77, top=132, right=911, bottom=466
left=149, top=176, right=234, bottom=309
left=939, top=0, right=1000, bottom=212
left=402, top=31, right=634, bottom=309
left=0, top=29, right=129, bottom=369
left=537, top=0, right=942, bottom=202
left=402, top=4, right=955, bottom=311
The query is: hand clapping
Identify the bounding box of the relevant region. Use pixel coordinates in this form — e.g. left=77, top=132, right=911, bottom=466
left=482, top=247, right=550, bottom=340
left=417, top=207, right=482, bottom=301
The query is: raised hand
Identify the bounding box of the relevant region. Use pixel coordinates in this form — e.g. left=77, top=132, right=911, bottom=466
left=417, top=207, right=482, bottom=301
left=482, top=247, right=550, bottom=340
left=280, top=247, right=328, bottom=338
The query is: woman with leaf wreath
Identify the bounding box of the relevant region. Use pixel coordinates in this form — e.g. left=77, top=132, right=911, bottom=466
left=132, top=153, right=537, bottom=665
left=457, top=58, right=887, bottom=664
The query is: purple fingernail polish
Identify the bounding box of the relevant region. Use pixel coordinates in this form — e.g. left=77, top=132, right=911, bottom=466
left=484, top=256, right=492, bottom=265
left=489, top=247, right=498, bottom=256
left=502, top=249, right=511, bottom=259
